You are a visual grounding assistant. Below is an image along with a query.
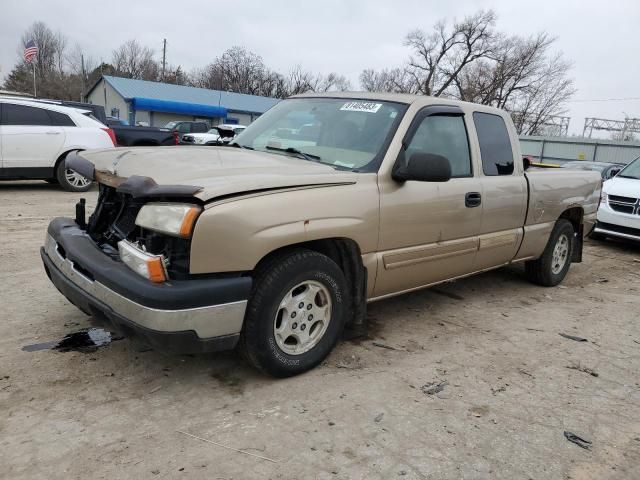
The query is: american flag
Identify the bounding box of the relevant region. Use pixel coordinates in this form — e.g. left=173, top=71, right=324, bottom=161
left=24, top=40, right=38, bottom=63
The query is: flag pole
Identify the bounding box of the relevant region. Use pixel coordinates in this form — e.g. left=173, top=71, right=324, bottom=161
left=32, top=62, right=37, bottom=97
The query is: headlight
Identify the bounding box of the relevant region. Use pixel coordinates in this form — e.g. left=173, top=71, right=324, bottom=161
left=600, top=192, right=607, bottom=204
left=135, top=203, right=201, bottom=238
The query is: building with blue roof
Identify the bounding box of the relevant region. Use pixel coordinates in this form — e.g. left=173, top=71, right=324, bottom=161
left=85, top=75, right=280, bottom=127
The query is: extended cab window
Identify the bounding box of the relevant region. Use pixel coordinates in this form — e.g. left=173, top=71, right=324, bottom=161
left=473, top=112, right=514, bottom=176
left=1, top=103, right=52, bottom=126
left=405, top=115, right=471, bottom=177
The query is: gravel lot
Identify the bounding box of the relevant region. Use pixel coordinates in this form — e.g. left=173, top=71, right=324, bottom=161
left=1, top=181, right=639, bottom=480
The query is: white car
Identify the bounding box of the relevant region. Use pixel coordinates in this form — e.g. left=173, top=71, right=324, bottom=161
left=592, top=156, right=640, bottom=241
left=0, top=98, right=116, bottom=191
left=181, top=124, right=246, bottom=145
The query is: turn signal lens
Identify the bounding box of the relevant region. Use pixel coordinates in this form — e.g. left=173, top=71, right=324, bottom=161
left=118, top=240, right=167, bottom=283
left=135, top=203, right=202, bottom=238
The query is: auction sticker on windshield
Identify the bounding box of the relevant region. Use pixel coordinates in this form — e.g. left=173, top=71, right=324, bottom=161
left=340, top=102, right=382, bottom=113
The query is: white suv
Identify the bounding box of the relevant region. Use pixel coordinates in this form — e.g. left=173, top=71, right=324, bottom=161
left=593, top=156, right=640, bottom=242
left=0, top=98, right=116, bottom=191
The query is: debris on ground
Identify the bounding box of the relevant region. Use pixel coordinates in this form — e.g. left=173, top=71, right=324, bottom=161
left=596, top=278, right=609, bottom=283
left=566, top=362, right=599, bottom=377
left=564, top=431, right=592, bottom=450
left=372, top=342, right=403, bottom=351
left=421, top=381, right=448, bottom=395
left=491, top=385, right=508, bottom=395
left=559, top=333, right=588, bottom=342
left=374, top=413, right=384, bottom=423
left=177, top=430, right=278, bottom=463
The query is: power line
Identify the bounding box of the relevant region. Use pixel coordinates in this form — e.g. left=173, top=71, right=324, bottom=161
left=568, top=96, right=640, bottom=103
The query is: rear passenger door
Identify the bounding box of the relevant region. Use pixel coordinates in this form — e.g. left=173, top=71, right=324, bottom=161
left=0, top=103, right=66, bottom=169
left=471, top=112, right=527, bottom=270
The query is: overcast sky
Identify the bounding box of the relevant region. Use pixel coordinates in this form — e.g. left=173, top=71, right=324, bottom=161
left=1, top=0, right=638, bottom=135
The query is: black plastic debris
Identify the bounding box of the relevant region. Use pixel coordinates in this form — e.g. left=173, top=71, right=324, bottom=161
left=559, top=333, right=588, bottom=342
left=22, top=328, right=121, bottom=353
left=564, top=431, right=592, bottom=450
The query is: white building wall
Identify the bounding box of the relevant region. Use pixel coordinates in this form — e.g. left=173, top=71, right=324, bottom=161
left=86, top=80, right=129, bottom=121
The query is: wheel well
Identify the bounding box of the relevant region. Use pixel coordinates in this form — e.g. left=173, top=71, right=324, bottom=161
left=559, top=206, right=583, bottom=232
left=53, top=149, right=82, bottom=175
left=559, top=206, right=584, bottom=263
left=254, top=238, right=367, bottom=328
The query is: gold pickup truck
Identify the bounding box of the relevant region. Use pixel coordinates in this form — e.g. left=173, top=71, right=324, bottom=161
left=41, top=93, right=601, bottom=377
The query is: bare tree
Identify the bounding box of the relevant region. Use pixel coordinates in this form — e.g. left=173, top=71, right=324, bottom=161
left=404, top=10, right=497, bottom=96
left=360, top=68, right=417, bottom=93
left=112, top=40, right=159, bottom=80
left=359, top=10, right=575, bottom=134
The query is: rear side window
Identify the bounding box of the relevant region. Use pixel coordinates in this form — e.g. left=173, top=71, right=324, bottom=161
left=473, top=112, right=514, bottom=176
left=47, top=110, right=75, bottom=126
left=1, top=103, right=52, bottom=126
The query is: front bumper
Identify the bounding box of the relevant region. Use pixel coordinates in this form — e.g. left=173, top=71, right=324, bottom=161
left=41, top=218, right=252, bottom=353
left=594, top=203, right=640, bottom=241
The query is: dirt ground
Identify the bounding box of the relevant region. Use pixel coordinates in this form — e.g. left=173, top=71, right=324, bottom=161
left=1, top=181, right=639, bottom=480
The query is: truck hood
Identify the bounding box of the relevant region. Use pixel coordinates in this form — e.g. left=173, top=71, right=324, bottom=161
left=603, top=176, right=640, bottom=197
left=80, top=146, right=359, bottom=201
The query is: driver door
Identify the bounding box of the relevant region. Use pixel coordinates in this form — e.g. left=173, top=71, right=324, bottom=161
left=375, top=106, right=482, bottom=297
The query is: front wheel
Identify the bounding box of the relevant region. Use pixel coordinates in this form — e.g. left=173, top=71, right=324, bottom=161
left=239, top=249, right=348, bottom=377
left=525, top=219, right=574, bottom=287
left=56, top=156, right=92, bottom=192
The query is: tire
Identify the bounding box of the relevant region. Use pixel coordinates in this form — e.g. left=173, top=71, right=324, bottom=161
left=56, top=155, right=92, bottom=192
left=239, top=249, right=348, bottom=377
left=525, top=219, right=574, bottom=287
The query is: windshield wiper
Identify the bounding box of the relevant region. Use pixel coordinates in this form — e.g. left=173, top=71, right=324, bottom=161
left=617, top=174, right=640, bottom=179
left=230, top=142, right=254, bottom=150
left=265, top=145, right=321, bottom=162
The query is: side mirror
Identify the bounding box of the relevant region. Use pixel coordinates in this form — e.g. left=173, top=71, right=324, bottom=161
left=393, top=152, right=452, bottom=182
left=523, top=156, right=531, bottom=171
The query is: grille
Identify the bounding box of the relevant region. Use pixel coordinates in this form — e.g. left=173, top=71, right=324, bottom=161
left=608, top=195, right=639, bottom=215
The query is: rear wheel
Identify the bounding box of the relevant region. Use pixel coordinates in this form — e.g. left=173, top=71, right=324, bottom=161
left=239, top=249, right=347, bottom=377
left=525, top=219, right=574, bottom=286
left=56, top=156, right=92, bottom=192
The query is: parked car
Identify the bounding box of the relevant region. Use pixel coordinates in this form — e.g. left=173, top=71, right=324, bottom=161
left=42, top=93, right=601, bottom=377
left=561, top=161, right=624, bottom=180
left=591, top=156, right=640, bottom=241
left=105, top=116, right=129, bottom=127
left=0, top=97, right=116, bottom=191
left=163, top=121, right=209, bottom=136
left=110, top=124, right=178, bottom=147
left=181, top=124, right=247, bottom=145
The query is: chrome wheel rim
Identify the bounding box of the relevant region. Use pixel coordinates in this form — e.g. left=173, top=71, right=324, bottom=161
left=273, top=280, right=332, bottom=355
left=551, top=234, right=570, bottom=274
left=65, top=169, right=91, bottom=188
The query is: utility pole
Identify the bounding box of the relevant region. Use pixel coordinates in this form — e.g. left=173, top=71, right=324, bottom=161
left=80, top=53, right=86, bottom=102
left=161, top=38, right=167, bottom=81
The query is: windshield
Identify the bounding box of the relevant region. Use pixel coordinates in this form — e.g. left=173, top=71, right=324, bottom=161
left=163, top=121, right=178, bottom=129
left=234, top=98, right=407, bottom=171
left=617, top=157, right=640, bottom=179
left=206, top=129, right=219, bottom=134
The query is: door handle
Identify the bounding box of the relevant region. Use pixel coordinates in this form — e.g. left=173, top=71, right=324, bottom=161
left=45, top=131, right=61, bottom=135
left=465, top=192, right=482, bottom=208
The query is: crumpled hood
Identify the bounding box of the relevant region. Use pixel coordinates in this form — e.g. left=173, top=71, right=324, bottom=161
left=81, top=146, right=359, bottom=201
left=603, top=176, right=640, bottom=198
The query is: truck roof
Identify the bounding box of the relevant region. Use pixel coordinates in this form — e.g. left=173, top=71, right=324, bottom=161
left=292, top=91, right=508, bottom=116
